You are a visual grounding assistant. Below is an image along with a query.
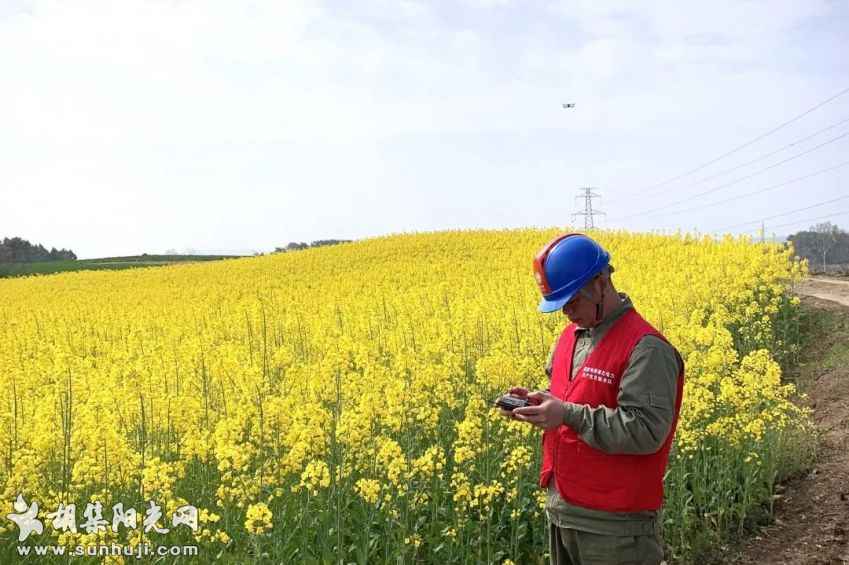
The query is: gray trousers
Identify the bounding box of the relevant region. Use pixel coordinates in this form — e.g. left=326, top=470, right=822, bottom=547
left=548, top=522, right=664, bottom=565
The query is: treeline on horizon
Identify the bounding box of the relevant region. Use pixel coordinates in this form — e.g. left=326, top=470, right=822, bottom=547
left=787, top=222, right=849, bottom=268
left=0, top=237, right=76, bottom=263
left=274, top=239, right=352, bottom=252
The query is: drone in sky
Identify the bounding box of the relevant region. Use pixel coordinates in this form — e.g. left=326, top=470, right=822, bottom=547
left=562, top=103, right=576, bottom=108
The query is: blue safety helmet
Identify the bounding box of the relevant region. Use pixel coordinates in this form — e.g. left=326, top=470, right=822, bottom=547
left=532, top=233, right=611, bottom=313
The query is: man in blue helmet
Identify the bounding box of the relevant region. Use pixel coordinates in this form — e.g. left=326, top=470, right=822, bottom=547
left=500, top=233, right=684, bottom=565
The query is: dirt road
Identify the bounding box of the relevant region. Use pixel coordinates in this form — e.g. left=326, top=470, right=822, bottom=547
left=796, top=276, right=849, bottom=308
left=733, top=277, right=849, bottom=564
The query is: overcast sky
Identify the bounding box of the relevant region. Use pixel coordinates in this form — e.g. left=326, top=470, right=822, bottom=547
left=2, top=0, right=848, bottom=258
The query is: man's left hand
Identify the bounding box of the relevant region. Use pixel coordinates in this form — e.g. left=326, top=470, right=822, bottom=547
left=512, top=391, right=566, bottom=430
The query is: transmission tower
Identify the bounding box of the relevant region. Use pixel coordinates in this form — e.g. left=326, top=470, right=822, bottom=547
left=572, top=187, right=605, bottom=230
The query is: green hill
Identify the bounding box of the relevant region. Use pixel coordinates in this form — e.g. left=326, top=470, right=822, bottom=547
left=0, top=254, right=242, bottom=278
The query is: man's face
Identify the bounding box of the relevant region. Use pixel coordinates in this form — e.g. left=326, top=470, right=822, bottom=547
left=561, top=277, right=602, bottom=328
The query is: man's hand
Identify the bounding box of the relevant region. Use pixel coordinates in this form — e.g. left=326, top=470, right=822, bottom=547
left=512, top=391, right=566, bottom=430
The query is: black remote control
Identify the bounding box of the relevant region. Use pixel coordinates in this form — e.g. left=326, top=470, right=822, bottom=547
left=494, top=394, right=531, bottom=411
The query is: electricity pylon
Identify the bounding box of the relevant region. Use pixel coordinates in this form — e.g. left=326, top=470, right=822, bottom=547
left=572, top=187, right=605, bottom=230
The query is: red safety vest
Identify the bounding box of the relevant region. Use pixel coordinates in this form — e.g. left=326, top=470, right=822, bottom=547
left=539, top=308, right=684, bottom=512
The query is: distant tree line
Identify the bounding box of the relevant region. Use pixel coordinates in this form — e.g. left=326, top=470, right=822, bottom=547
left=274, top=239, right=352, bottom=253
left=0, top=237, right=77, bottom=263
left=787, top=222, right=849, bottom=271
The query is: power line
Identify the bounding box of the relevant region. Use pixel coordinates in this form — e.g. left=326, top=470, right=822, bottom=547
left=715, top=194, right=849, bottom=231
left=693, top=116, right=849, bottom=186
left=639, top=159, right=849, bottom=219
left=615, top=130, right=849, bottom=220
left=746, top=209, right=849, bottom=233
left=638, top=85, right=849, bottom=194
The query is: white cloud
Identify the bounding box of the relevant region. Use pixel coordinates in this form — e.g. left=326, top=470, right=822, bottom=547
left=0, top=0, right=846, bottom=256
left=463, top=0, right=511, bottom=7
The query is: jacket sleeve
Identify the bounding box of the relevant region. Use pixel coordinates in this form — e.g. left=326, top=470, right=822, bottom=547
left=560, top=335, right=682, bottom=455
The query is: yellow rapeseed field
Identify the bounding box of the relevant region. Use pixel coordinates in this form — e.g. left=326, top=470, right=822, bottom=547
left=0, top=229, right=813, bottom=563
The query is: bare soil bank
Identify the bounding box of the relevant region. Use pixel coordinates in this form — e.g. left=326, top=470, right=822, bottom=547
left=731, top=279, right=849, bottom=564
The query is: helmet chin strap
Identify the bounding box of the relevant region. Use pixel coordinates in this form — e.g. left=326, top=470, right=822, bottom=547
left=594, top=282, right=605, bottom=324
